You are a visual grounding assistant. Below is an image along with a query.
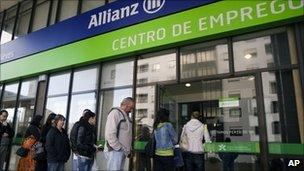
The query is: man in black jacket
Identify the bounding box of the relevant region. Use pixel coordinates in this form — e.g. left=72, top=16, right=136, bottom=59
left=0, top=110, right=15, bottom=171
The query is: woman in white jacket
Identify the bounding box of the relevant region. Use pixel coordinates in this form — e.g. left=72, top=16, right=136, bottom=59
left=180, top=111, right=211, bottom=171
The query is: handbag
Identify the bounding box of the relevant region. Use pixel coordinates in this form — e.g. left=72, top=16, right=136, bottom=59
left=179, top=130, right=188, bottom=151
left=34, top=141, right=46, bottom=161
left=145, top=131, right=155, bottom=158
left=174, top=147, right=184, bottom=168
left=16, top=147, right=29, bottom=157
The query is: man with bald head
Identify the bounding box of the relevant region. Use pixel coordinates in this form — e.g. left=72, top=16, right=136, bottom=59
left=105, top=97, right=134, bottom=170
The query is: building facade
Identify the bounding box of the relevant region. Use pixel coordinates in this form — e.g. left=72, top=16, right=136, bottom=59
left=0, top=0, right=303, bottom=170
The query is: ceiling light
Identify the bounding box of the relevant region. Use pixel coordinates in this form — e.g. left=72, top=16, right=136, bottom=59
left=244, top=54, right=252, bottom=59
left=185, top=83, right=191, bottom=87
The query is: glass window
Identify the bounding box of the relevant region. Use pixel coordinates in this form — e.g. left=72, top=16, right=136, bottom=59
left=47, top=72, right=71, bottom=96
left=45, top=96, right=68, bottom=118
left=15, top=1, right=33, bottom=38
left=98, top=88, right=133, bottom=139
left=233, top=32, right=292, bottom=71
left=49, top=0, right=58, bottom=25
left=262, top=70, right=303, bottom=147
left=137, top=49, right=176, bottom=84
left=15, top=79, right=38, bottom=138
left=1, top=7, right=17, bottom=44
left=32, top=0, right=50, bottom=31
left=68, top=93, right=96, bottom=133
left=72, top=66, right=98, bottom=92
left=1, top=83, right=19, bottom=124
left=158, top=77, right=258, bottom=170
left=81, top=0, right=105, bottom=13
left=59, top=0, right=78, bottom=22
left=101, top=59, right=134, bottom=89
left=181, top=41, right=229, bottom=79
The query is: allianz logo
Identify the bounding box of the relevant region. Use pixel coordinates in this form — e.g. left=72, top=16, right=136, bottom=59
left=88, top=0, right=166, bottom=29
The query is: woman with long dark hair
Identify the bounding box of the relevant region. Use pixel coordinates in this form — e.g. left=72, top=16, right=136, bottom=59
left=35, top=113, right=56, bottom=171
left=153, top=108, right=177, bottom=171
left=76, top=110, right=98, bottom=171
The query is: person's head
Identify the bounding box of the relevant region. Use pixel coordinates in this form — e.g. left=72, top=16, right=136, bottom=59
left=45, top=113, right=56, bottom=126
left=141, top=126, right=150, bottom=138
left=53, top=114, right=66, bottom=129
left=80, top=109, right=92, bottom=121
left=82, top=110, right=96, bottom=126
left=153, top=108, right=170, bottom=128
left=225, top=137, right=231, bottom=142
left=191, top=111, right=201, bottom=119
left=120, top=97, right=134, bottom=114
left=0, top=110, right=8, bottom=122
left=31, top=115, right=43, bottom=126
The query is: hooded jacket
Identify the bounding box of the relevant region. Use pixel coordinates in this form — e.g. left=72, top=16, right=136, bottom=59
left=181, top=119, right=211, bottom=154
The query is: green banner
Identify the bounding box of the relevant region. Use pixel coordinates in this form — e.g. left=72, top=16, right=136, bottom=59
left=1, top=0, right=303, bottom=81
left=268, top=143, right=304, bottom=155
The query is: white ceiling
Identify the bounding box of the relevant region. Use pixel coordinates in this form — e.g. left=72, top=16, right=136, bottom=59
left=0, top=0, right=20, bottom=13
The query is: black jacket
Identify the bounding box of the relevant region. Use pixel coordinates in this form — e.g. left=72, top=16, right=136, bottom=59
left=0, top=122, right=15, bottom=144
left=40, top=124, right=52, bottom=144
left=46, top=127, right=71, bottom=163
left=76, top=121, right=96, bottom=158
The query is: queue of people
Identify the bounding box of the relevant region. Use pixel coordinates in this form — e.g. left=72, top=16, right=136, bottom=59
left=1, top=96, right=238, bottom=171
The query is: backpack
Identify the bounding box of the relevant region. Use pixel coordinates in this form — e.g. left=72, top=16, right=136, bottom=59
left=70, top=121, right=80, bottom=152
left=106, top=107, right=128, bottom=151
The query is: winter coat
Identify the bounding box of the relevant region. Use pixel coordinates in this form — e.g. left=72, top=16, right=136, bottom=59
left=181, top=119, right=211, bottom=154
left=76, top=120, right=97, bottom=158
left=45, top=127, right=71, bottom=163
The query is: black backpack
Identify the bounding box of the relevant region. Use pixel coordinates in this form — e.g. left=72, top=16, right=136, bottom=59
left=70, top=121, right=81, bottom=152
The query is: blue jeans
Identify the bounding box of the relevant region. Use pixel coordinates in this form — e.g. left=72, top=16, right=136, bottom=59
left=78, top=156, right=93, bottom=171
left=47, top=162, right=64, bottom=171
left=105, top=150, right=126, bottom=171
left=72, top=153, right=79, bottom=171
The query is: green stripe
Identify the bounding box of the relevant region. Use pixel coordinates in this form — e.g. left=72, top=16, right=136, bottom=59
left=1, top=0, right=303, bottom=81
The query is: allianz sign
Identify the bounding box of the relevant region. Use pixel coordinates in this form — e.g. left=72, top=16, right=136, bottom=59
left=88, top=0, right=166, bottom=29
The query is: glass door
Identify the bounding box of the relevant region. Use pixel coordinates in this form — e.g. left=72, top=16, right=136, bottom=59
left=159, top=76, right=261, bottom=171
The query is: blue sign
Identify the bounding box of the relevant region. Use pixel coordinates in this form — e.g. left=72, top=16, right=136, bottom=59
left=0, top=0, right=215, bottom=64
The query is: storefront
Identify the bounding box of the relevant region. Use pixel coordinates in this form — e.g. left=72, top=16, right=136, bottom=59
left=0, top=0, right=303, bottom=170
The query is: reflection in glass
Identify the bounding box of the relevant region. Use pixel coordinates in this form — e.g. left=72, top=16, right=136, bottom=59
left=81, top=0, right=105, bottom=13
left=59, top=0, right=77, bottom=21
left=101, top=60, right=133, bottom=89
left=32, top=1, right=50, bottom=31
left=1, top=83, right=19, bottom=124
left=15, top=79, right=38, bottom=138
left=98, top=88, right=132, bottom=139
left=45, top=96, right=68, bottom=119
left=181, top=43, right=229, bottom=79
left=72, top=67, right=98, bottom=92
left=68, top=93, right=96, bottom=133
left=233, top=33, right=291, bottom=71
left=159, top=76, right=258, bottom=170
left=135, top=86, right=155, bottom=129
left=137, top=50, right=176, bottom=84
left=48, top=72, right=70, bottom=96
left=1, top=7, right=17, bottom=44
left=262, top=70, right=303, bottom=145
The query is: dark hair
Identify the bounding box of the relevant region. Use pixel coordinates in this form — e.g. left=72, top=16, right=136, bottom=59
left=153, top=108, right=170, bottom=129
left=0, top=109, right=8, bottom=115
left=45, top=113, right=56, bottom=126
left=53, top=114, right=66, bottom=126
left=31, top=115, right=43, bottom=127
left=82, top=111, right=96, bottom=122
left=191, top=111, right=201, bottom=119
left=225, top=137, right=231, bottom=142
